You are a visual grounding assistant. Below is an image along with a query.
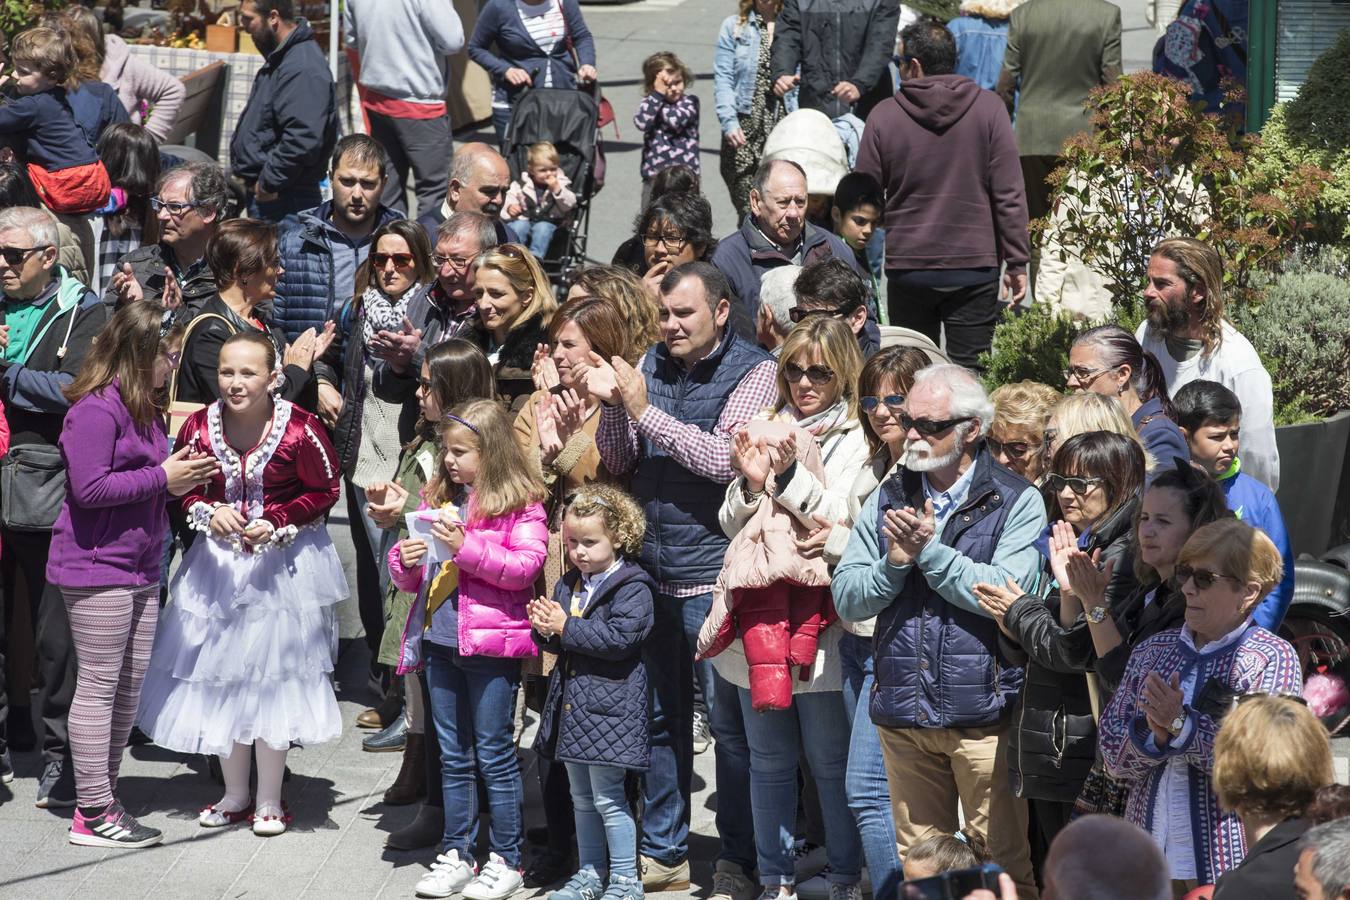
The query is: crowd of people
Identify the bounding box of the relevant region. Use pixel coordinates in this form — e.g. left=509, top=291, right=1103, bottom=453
left=0, top=2, right=1346, bottom=900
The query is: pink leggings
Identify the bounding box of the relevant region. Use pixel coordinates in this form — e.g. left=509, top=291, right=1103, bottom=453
left=63, top=585, right=159, bottom=808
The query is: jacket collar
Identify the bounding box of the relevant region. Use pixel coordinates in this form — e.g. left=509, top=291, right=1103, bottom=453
left=560, top=559, right=653, bottom=613
left=263, top=18, right=314, bottom=68
left=739, top=215, right=827, bottom=263
left=299, top=202, right=401, bottom=248
left=653, top=326, right=742, bottom=377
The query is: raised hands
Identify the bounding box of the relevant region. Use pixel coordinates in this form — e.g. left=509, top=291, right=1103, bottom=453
left=881, top=500, right=936, bottom=568
left=109, top=262, right=144, bottom=305
left=162, top=444, right=219, bottom=496
left=527, top=594, right=567, bottom=637
left=532, top=342, right=561, bottom=391
left=731, top=429, right=772, bottom=493
left=1046, top=520, right=1079, bottom=595
left=371, top=316, right=423, bottom=372
left=1065, top=549, right=1115, bottom=610
left=576, top=350, right=621, bottom=406
left=763, top=431, right=797, bottom=477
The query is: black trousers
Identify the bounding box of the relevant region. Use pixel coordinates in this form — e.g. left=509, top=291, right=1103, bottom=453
left=346, top=481, right=386, bottom=667
left=0, top=527, right=74, bottom=763
left=368, top=110, right=454, bottom=218
left=1028, top=797, right=1075, bottom=886
left=886, top=276, right=1002, bottom=371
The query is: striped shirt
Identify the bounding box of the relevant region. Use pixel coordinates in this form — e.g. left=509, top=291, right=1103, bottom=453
left=517, top=0, right=565, bottom=86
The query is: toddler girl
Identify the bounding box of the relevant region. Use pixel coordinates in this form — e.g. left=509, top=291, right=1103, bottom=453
left=528, top=485, right=654, bottom=900
left=633, top=52, right=699, bottom=205
left=503, top=141, right=577, bottom=258
left=390, top=398, right=548, bottom=900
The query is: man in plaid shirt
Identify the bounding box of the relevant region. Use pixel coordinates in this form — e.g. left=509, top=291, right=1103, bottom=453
left=581, top=261, right=777, bottom=892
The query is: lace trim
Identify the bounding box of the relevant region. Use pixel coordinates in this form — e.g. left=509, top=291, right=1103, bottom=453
left=206, top=399, right=294, bottom=521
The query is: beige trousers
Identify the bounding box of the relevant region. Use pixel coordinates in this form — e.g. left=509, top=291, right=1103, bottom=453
left=878, top=723, right=1039, bottom=900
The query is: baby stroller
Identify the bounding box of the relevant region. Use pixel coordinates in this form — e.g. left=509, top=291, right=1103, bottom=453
left=502, top=87, right=603, bottom=296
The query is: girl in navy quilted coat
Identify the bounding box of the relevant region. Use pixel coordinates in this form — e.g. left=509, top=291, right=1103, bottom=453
left=528, top=485, right=655, bottom=900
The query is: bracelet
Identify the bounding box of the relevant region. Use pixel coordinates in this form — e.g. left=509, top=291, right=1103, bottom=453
left=741, top=480, right=764, bottom=503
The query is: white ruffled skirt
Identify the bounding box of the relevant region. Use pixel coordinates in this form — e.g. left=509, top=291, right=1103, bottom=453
left=137, top=525, right=348, bottom=756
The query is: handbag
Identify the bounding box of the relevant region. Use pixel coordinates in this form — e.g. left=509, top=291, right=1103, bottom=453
left=167, top=312, right=235, bottom=439
left=0, top=443, right=68, bottom=532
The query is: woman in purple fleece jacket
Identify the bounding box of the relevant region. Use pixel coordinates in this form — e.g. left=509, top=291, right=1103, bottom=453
left=47, top=301, right=217, bottom=850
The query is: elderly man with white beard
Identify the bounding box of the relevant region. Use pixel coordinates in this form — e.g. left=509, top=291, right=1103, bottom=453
left=832, top=364, right=1047, bottom=899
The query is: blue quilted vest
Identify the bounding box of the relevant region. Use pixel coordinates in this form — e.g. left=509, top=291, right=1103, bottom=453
left=630, top=330, right=772, bottom=586
left=870, top=447, right=1032, bottom=729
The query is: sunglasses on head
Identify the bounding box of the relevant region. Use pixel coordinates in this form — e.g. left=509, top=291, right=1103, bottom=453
left=0, top=244, right=49, bottom=266
left=988, top=437, right=1036, bottom=459
left=372, top=252, right=415, bottom=268
left=788, top=300, right=861, bottom=324
left=899, top=414, right=972, bottom=436
left=1175, top=564, right=1242, bottom=591
left=1047, top=473, right=1103, bottom=496
left=784, top=362, right=835, bottom=386
left=860, top=394, right=905, bottom=414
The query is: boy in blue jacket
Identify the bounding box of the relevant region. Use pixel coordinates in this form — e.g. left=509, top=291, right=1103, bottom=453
left=1173, top=379, right=1294, bottom=630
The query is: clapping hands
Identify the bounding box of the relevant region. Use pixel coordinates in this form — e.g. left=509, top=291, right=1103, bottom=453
left=528, top=595, right=568, bottom=637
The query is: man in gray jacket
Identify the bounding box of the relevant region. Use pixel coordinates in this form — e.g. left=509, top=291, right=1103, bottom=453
left=345, top=0, right=464, bottom=216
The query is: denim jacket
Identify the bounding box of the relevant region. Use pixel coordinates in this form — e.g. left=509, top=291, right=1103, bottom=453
left=713, top=14, right=796, bottom=136
left=946, top=14, right=1011, bottom=92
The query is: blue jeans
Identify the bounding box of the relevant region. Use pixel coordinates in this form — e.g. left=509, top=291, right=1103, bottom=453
left=565, top=762, right=637, bottom=878
left=641, top=591, right=755, bottom=869
left=425, top=642, right=524, bottom=866
left=738, top=687, right=861, bottom=885
left=839, top=632, right=900, bottom=897
left=248, top=186, right=322, bottom=228
left=505, top=218, right=559, bottom=258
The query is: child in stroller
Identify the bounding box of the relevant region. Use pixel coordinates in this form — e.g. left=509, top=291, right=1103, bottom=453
left=503, top=141, right=577, bottom=258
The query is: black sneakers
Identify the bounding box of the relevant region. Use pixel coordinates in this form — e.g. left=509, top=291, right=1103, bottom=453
left=70, top=800, right=164, bottom=849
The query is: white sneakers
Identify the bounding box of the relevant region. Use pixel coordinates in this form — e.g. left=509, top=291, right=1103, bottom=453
left=416, top=850, right=477, bottom=898
left=416, top=850, right=522, bottom=900
left=463, top=853, right=524, bottom=900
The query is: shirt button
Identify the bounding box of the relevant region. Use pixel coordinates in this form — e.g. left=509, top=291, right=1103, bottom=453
left=564, top=703, right=572, bottom=711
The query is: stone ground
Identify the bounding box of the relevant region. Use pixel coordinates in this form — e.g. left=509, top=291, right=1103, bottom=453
left=0, top=3, right=1176, bottom=897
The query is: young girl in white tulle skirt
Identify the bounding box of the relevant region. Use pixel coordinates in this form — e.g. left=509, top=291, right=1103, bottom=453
left=137, top=331, right=346, bottom=837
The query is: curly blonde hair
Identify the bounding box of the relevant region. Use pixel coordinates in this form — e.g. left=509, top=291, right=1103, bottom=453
left=564, top=484, right=646, bottom=558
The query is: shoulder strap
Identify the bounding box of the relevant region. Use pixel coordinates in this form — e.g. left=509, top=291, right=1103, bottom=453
left=169, top=312, right=236, bottom=407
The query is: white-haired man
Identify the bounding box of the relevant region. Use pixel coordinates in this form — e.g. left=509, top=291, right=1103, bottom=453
left=756, top=264, right=800, bottom=353
left=0, top=206, right=107, bottom=806
left=833, top=364, right=1045, bottom=899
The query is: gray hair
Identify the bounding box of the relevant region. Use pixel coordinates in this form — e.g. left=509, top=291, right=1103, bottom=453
left=751, top=157, right=806, bottom=198
left=1304, top=819, right=1350, bottom=899
left=437, top=211, right=499, bottom=254
left=759, top=265, right=800, bottom=335
left=911, top=363, right=995, bottom=438
left=159, top=162, right=228, bottom=216
left=0, top=206, right=59, bottom=252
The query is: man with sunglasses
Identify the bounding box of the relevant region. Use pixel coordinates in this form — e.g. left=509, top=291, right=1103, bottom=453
left=833, top=364, right=1046, bottom=898
left=104, top=162, right=226, bottom=314
left=0, top=206, right=108, bottom=809
left=711, top=158, right=866, bottom=340
left=790, top=258, right=881, bottom=357
left=415, top=142, right=513, bottom=246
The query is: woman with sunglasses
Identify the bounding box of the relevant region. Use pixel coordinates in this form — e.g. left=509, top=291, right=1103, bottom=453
left=706, top=315, right=869, bottom=900
left=988, top=380, right=1060, bottom=483
left=973, top=430, right=1145, bottom=870
left=1067, top=325, right=1190, bottom=472
left=473, top=244, right=558, bottom=412
left=327, top=219, right=434, bottom=743
left=1099, top=518, right=1301, bottom=891
left=834, top=344, right=928, bottom=896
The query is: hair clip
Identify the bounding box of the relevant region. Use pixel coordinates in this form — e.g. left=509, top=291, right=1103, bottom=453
left=159, top=307, right=179, bottom=338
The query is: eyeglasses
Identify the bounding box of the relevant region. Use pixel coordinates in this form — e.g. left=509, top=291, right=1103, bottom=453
left=899, top=414, right=972, bottom=436
left=783, top=363, right=835, bottom=386
left=1046, top=473, right=1103, bottom=496
left=1175, top=564, right=1243, bottom=591
left=150, top=197, right=201, bottom=217
left=0, top=244, right=49, bottom=266
left=642, top=231, right=688, bottom=252
left=860, top=394, right=905, bottom=414
left=433, top=253, right=477, bottom=271
left=1063, top=365, right=1116, bottom=386
left=416, top=375, right=432, bottom=388
left=789, top=301, right=861, bottom=324
left=372, top=252, right=416, bottom=269
left=988, top=436, right=1037, bottom=460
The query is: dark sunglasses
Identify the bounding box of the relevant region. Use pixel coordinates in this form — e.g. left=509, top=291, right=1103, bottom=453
left=783, top=363, right=835, bottom=386
left=372, top=252, right=416, bottom=268
left=0, top=244, right=49, bottom=266
left=988, top=437, right=1036, bottom=460
left=1175, top=564, right=1243, bottom=591
left=788, top=300, right=861, bottom=324
left=899, top=414, right=972, bottom=436
left=860, top=394, right=905, bottom=414
left=1046, top=473, right=1103, bottom=496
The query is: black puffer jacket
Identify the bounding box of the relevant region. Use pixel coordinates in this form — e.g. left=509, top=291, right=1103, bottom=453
left=769, top=0, right=900, bottom=121
left=492, top=313, right=549, bottom=413
left=1003, top=496, right=1139, bottom=802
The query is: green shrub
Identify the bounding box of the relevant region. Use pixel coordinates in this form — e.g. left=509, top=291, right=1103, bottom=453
left=1230, top=248, right=1350, bottom=424
left=1284, top=28, right=1350, bottom=153
left=978, top=304, right=1081, bottom=393
left=0, top=0, right=64, bottom=41
left=1252, top=105, right=1350, bottom=247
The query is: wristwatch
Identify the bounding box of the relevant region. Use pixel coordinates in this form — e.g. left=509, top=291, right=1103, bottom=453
left=1167, top=710, right=1187, bottom=737
left=1086, top=606, right=1109, bottom=624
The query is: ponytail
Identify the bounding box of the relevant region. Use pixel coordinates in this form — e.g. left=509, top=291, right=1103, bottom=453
left=1134, top=350, right=1175, bottom=419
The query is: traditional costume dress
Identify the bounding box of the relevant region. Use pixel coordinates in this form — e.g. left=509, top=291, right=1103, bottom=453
left=138, top=398, right=347, bottom=754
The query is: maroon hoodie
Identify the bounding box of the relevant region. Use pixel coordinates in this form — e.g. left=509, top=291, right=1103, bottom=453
left=856, top=74, right=1029, bottom=275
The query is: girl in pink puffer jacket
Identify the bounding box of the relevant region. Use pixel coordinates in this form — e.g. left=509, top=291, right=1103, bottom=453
left=388, top=400, right=548, bottom=894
